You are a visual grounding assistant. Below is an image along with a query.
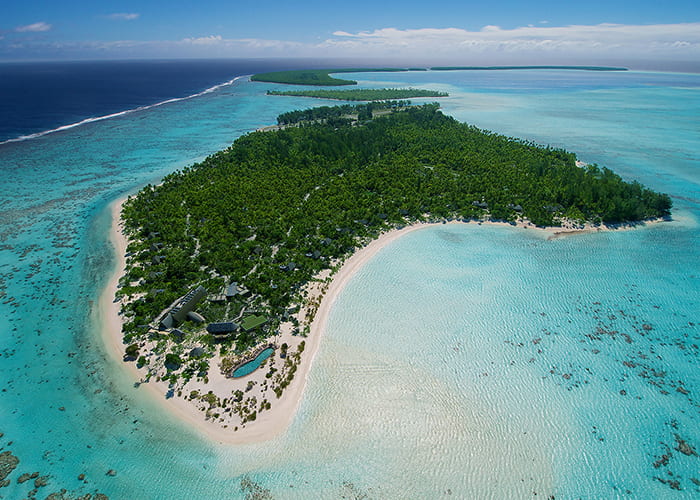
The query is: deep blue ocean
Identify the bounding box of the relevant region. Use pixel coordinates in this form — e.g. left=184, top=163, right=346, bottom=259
left=0, top=62, right=698, bottom=499
left=0, top=58, right=359, bottom=143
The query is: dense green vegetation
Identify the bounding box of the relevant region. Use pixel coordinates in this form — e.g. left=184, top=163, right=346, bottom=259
left=119, top=103, right=671, bottom=347
left=251, top=70, right=357, bottom=86
left=431, top=65, right=628, bottom=71
left=250, top=67, right=627, bottom=87
left=267, top=88, right=448, bottom=101
left=276, top=100, right=413, bottom=126
left=251, top=68, right=416, bottom=86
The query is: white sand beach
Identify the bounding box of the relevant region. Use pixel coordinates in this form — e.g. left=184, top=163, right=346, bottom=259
left=99, top=196, right=664, bottom=444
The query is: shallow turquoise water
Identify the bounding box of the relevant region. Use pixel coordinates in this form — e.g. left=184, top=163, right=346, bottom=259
left=232, top=348, right=275, bottom=378
left=0, top=70, right=698, bottom=498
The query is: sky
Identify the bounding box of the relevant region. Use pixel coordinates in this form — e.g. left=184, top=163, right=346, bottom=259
left=1, top=0, right=699, bottom=66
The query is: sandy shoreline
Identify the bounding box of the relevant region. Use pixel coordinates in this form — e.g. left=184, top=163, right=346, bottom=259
left=99, top=197, right=293, bottom=444
left=98, top=197, right=447, bottom=445
left=99, top=196, right=664, bottom=445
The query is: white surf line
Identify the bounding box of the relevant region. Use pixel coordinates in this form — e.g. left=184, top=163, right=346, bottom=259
left=0, top=75, right=249, bottom=146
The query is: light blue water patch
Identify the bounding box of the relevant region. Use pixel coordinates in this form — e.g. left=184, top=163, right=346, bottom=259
left=0, top=70, right=698, bottom=498
left=232, top=348, right=275, bottom=378
left=310, top=222, right=698, bottom=498
left=299, top=69, right=700, bottom=497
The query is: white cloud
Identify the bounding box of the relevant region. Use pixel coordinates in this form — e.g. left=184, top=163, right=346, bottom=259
left=321, top=23, right=700, bottom=59
left=4, top=22, right=699, bottom=64
left=182, top=35, right=223, bottom=45
left=15, top=22, right=52, bottom=32
left=106, top=13, right=140, bottom=21
left=179, top=35, right=303, bottom=51
left=232, top=38, right=304, bottom=50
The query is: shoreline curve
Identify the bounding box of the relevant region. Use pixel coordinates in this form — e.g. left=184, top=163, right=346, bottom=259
left=99, top=195, right=665, bottom=445
left=0, top=76, right=247, bottom=147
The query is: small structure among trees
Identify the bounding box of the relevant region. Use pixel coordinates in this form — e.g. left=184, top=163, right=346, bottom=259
left=159, top=285, right=207, bottom=329
left=206, top=322, right=239, bottom=337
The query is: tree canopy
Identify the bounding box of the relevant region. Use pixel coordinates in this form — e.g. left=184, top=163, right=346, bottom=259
left=267, top=88, right=448, bottom=101
left=119, top=103, right=671, bottom=345
left=251, top=68, right=418, bottom=86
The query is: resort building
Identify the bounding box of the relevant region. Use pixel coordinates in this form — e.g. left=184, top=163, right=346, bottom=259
left=158, top=285, right=207, bottom=329
left=206, top=322, right=239, bottom=336
left=226, top=282, right=239, bottom=299
left=209, top=293, right=227, bottom=304
left=226, top=282, right=250, bottom=299
left=187, top=311, right=206, bottom=324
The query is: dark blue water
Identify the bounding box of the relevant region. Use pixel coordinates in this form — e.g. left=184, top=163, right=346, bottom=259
left=0, top=58, right=340, bottom=143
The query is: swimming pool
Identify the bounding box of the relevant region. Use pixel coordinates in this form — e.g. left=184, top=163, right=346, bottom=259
left=231, top=347, right=275, bottom=378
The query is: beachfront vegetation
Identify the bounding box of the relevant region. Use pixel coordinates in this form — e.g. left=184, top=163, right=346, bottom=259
left=119, top=103, right=671, bottom=348
left=266, top=88, right=448, bottom=101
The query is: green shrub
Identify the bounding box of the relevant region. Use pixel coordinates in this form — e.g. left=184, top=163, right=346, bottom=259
left=164, top=353, right=182, bottom=370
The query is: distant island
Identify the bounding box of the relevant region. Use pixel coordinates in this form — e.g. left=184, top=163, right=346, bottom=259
left=250, top=68, right=414, bottom=86
left=266, top=88, right=448, bottom=101
left=430, top=65, right=629, bottom=71
left=110, top=101, right=670, bottom=442
left=250, top=66, right=628, bottom=86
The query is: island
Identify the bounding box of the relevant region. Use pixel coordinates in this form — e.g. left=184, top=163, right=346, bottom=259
left=107, top=101, right=671, bottom=443
left=250, top=66, right=628, bottom=86
left=250, top=68, right=414, bottom=86
left=430, top=65, right=629, bottom=71
left=266, top=88, right=448, bottom=101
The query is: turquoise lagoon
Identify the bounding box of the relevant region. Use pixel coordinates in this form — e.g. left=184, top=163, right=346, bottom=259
left=0, top=69, right=698, bottom=498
